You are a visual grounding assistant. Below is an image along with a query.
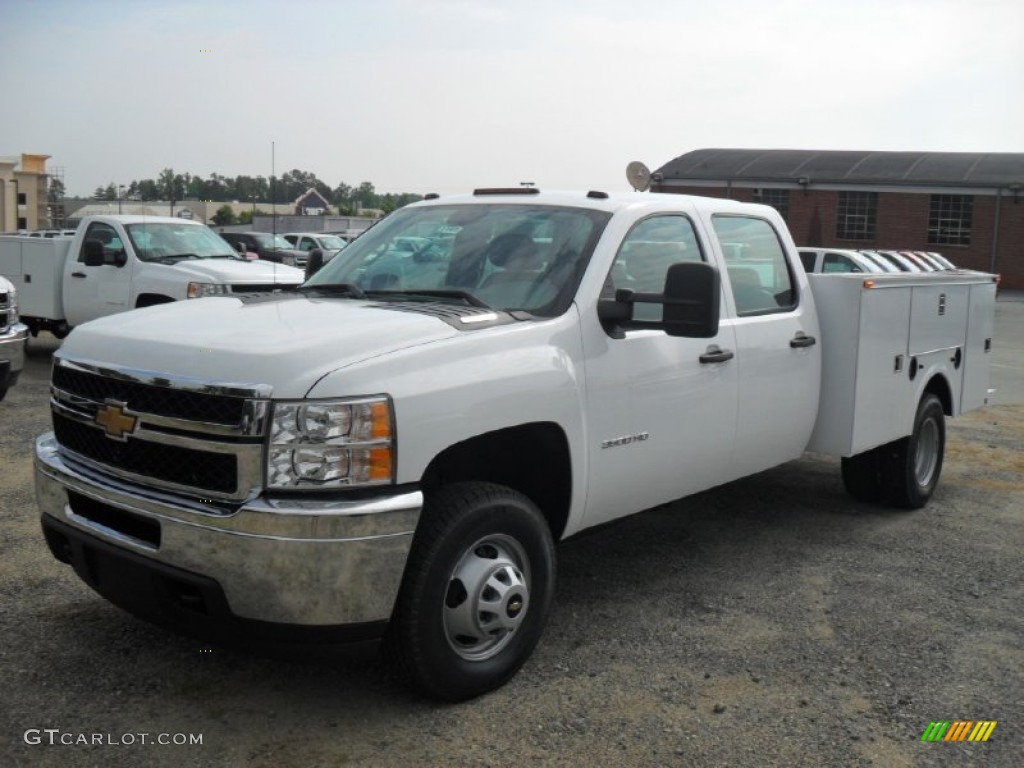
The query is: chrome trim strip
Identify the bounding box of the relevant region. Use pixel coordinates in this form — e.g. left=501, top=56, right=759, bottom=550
left=51, top=391, right=268, bottom=438
left=51, top=386, right=271, bottom=438
left=52, top=398, right=260, bottom=452
left=53, top=355, right=274, bottom=399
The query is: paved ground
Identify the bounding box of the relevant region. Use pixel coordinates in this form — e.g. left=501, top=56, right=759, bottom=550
left=0, top=297, right=1020, bottom=767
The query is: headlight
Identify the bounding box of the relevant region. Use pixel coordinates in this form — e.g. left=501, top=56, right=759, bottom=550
left=187, top=282, right=230, bottom=299
left=267, top=396, right=395, bottom=489
left=280, top=255, right=297, bottom=267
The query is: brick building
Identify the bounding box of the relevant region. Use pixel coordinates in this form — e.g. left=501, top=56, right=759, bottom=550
left=651, top=149, right=1024, bottom=288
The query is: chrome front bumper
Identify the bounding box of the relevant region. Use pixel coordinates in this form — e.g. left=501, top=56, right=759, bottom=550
left=0, top=322, right=28, bottom=378
left=35, top=433, right=421, bottom=627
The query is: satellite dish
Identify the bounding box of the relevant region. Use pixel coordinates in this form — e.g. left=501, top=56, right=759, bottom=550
left=626, top=161, right=652, bottom=192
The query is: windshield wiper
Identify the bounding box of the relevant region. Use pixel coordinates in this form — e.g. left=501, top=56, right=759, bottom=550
left=297, top=282, right=366, bottom=299
left=364, top=289, right=490, bottom=308
left=158, top=253, right=201, bottom=263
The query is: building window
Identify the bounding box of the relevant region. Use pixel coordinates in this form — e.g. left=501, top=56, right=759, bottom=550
left=17, top=192, right=27, bottom=205
left=752, top=188, right=790, bottom=220
left=836, top=192, right=877, bottom=240
left=928, top=195, right=973, bottom=245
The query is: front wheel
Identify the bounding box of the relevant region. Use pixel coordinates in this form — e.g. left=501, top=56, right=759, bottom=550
left=384, top=482, right=555, bottom=701
left=882, top=393, right=946, bottom=509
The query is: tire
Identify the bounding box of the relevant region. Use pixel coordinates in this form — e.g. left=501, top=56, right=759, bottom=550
left=841, top=448, right=884, bottom=503
left=881, top=393, right=946, bottom=509
left=384, top=481, right=556, bottom=702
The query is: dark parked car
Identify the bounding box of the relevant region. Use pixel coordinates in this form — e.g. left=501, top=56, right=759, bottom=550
left=219, top=232, right=307, bottom=268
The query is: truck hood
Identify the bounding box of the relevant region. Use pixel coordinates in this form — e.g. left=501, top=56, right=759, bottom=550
left=168, top=257, right=305, bottom=284
left=60, top=295, right=460, bottom=397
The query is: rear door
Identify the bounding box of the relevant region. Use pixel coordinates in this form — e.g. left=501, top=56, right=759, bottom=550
left=708, top=214, right=821, bottom=477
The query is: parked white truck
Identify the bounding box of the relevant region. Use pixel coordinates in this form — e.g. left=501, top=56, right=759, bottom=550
left=0, top=275, right=28, bottom=400
left=0, top=215, right=304, bottom=338
left=34, top=189, right=996, bottom=701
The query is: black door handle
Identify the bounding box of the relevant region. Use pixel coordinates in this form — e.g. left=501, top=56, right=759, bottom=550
left=71, top=272, right=87, bottom=278
left=700, top=348, right=735, bottom=364
left=790, top=333, right=816, bottom=348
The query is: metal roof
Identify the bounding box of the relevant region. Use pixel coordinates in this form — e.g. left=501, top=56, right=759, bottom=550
left=655, top=149, right=1024, bottom=188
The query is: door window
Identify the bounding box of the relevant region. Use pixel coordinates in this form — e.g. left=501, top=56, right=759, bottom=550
left=609, top=215, right=704, bottom=322
left=79, top=222, right=125, bottom=264
left=711, top=216, right=797, bottom=315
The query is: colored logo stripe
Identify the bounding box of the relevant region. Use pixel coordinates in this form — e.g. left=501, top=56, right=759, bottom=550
left=968, top=722, right=997, bottom=742
left=944, top=721, right=973, bottom=741
left=921, top=721, right=997, bottom=742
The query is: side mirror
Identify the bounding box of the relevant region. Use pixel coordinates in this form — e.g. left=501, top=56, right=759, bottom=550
left=597, top=261, right=720, bottom=338
left=661, top=261, right=720, bottom=338
left=305, top=249, right=325, bottom=280
left=82, top=240, right=105, bottom=267
left=235, top=241, right=247, bottom=254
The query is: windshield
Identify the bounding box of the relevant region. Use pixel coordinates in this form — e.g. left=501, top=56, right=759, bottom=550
left=251, top=233, right=294, bottom=250
left=305, top=203, right=610, bottom=316
left=126, top=222, right=238, bottom=261
left=318, top=235, right=347, bottom=251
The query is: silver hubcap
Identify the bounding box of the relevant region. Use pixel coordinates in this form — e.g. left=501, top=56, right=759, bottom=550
left=444, top=535, right=530, bottom=661
left=914, top=417, right=940, bottom=486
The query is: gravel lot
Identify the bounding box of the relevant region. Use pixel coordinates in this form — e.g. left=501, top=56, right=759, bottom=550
left=2, top=298, right=1021, bottom=768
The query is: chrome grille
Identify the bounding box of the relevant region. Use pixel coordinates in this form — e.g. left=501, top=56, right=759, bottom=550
left=53, top=365, right=245, bottom=426
left=54, top=412, right=237, bottom=493
left=50, top=357, right=271, bottom=502
left=0, top=291, right=9, bottom=333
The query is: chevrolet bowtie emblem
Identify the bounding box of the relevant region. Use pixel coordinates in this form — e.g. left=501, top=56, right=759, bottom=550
left=94, top=400, right=138, bottom=441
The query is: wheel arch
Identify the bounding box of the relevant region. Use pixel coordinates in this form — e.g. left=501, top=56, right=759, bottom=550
left=923, top=373, right=953, bottom=416
left=420, top=422, right=572, bottom=541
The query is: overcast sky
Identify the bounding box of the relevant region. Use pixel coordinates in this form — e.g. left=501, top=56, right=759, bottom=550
left=3, top=0, right=1022, bottom=197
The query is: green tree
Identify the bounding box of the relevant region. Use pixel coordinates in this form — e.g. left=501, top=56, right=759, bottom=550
left=158, top=168, right=185, bottom=204
left=237, top=209, right=254, bottom=225
left=211, top=204, right=236, bottom=226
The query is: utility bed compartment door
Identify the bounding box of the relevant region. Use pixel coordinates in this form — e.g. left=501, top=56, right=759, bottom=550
left=806, top=276, right=915, bottom=456
left=0, top=236, right=68, bottom=320
left=961, top=281, right=996, bottom=411
left=908, top=284, right=969, bottom=356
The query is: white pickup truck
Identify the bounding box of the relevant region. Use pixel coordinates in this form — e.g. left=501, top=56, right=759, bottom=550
left=0, top=215, right=304, bottom=338
left=34, top=189, right=996, bottom=701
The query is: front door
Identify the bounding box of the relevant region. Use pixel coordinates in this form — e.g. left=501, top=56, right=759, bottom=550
left=580, top=213, right=739, bottom=529
left=63, top=221, right=133, bottom=326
